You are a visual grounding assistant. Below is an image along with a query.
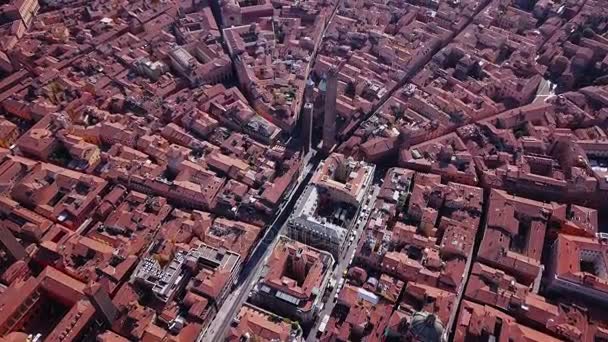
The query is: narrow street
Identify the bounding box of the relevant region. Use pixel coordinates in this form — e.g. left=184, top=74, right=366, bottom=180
left=198, top=153, right=320, bottom=342
left=305, top=183, right=381, bottom=341
left=200, top=0, right=345, bottom=339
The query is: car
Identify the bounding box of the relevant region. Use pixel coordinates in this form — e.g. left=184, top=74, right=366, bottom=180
left=343, top=270, right=348, bottom=276
left=327, top=278, right=337, bottom=290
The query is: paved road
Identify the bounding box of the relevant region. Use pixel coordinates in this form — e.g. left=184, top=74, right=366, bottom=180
left=198, top=153, right=320, bottom=342
left=201, top=0, right=345, bottom=338
left=305, top=183, right=381, bottom=341
left=333, top=0, right=494, bottom=146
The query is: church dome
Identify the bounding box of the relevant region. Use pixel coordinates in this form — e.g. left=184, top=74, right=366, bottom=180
left=408, top=311, right=444, bottom=342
